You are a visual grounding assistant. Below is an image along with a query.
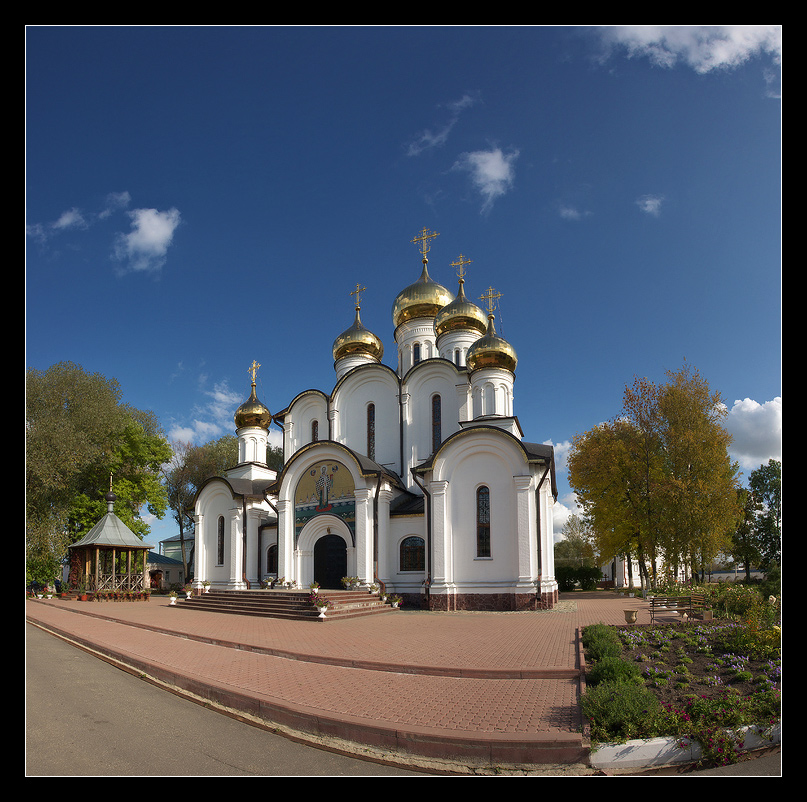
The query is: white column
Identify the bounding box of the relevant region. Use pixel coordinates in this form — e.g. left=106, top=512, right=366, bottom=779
left=193, top=513, right=205, bottom=586
left=227, top=508, right=243, bottom=589
left=514, top=475, right=537, bottom=587
left=276, top=498, right=294, bottom=583
left=354, top=487, right=373, bottom=584
left=429, top=480, right=451, bottom=587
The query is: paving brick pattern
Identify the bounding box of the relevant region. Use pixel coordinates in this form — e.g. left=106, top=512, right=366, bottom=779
left=26, top=592, right=652, bottom=769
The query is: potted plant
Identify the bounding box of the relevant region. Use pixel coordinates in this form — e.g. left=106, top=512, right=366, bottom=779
left=369, top=582, right=379, bottom=594
left=388, top=594, right=402, bottom=608
left=202, top=580, right=211, bottom=593
left=184, top=584, right=194, bottom=598
left=309, top=580, right=320, bottom=595
left=313, top=595, right=332, bottom=618
left=168, top=590, right=178, bottom=605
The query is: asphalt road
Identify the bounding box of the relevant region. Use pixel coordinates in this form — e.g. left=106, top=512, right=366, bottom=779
left=25, top=624, right=425, bottom=777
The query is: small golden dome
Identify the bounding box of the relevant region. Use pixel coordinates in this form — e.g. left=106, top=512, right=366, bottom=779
left=434, top=278, right=488, bottom=338
left=466, top=315, right=518, bottom=373
left=392, top=260, right=454, bottom=329
left=332, top=306, right=384, bottom=363
left=234, top=383, right=272, bottom=430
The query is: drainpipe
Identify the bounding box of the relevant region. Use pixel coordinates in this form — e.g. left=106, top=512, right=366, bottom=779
left=411, top=470, right=431, bottom=608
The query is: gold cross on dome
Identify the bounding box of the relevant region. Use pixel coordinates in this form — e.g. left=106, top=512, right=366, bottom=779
left=451, top=253, right=472, bottom=282
left=411, top=227, right=440, bottom=258
left=480, top=286, right=502, bottom=315
left=248, top=360, right=261, bottom=384
left=350, top=283, right=366, bottom=309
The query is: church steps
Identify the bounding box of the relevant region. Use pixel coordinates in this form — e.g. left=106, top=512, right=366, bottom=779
left=178, top=589, right=395, bottom=621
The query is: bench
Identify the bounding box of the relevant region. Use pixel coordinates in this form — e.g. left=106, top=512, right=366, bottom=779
left=649, top=594, right=709, bottom=623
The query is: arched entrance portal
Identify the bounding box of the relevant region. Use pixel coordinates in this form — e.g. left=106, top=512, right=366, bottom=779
left=314, top=534, right=347, bottom=589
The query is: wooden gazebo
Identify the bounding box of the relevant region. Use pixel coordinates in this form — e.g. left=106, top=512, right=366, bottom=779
left=68, top=490, right=153, bottom=597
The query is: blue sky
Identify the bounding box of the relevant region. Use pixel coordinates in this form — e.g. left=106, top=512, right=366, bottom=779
left=26, top=26, right=781, bottom=545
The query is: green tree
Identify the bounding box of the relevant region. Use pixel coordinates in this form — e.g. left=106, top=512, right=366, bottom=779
left=26, top=362, right=170, bottom=585
left=730, top=488, right=763, bottom=581
left=748, top=459, right=782, bottom=569
left=555, top=514, right=597, bottom=567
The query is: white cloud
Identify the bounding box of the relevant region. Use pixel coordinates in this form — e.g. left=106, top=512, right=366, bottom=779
left=597, top=25, right=782, bottom=75
left=99, top=191, right=131, bottom=219
left=406, top=93, right=479, bottom=157
left=167, top=380, right=242, bottom=445
left=725, top=396, right=782, bottom=472
left=113, top=207, right=181, bottom=274
left=52, top=208, right=88, bottom=231
left=453, top=147, right=519, bottom=212
left=636, top=194, right=664, bottom=216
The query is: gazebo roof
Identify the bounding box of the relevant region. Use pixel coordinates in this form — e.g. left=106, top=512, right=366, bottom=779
left=69, top=492, right=153, bottom=551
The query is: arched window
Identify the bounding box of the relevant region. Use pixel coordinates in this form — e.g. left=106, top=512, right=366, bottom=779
left=367, top=403, right=376, bottom=461
left=311, top=420, right=318, bottom=442
left=217, top=516, right=225, bottom=565
left=476, top=486, right=491, bottom=557
left=400, top=536, right=425, bottom=572
left=266, top=544, right=278, bottom=574
left=413, top=342, right=421, bottom=364
left=431, top=394, right=442, bottom=453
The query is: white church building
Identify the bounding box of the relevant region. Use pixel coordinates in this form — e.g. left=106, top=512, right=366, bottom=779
left=193, top=229, right=559, bottom=611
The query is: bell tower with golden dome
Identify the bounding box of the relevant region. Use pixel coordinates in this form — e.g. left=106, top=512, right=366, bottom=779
left=392, top=228, right=455, bottom=376
left=232, top=360, right=276, bottom=478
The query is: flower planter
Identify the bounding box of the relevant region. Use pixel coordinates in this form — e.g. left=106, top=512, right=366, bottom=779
left=624, top=609, right=637, bottom=624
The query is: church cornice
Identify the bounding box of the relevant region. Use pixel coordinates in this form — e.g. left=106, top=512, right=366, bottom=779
left=411, top=425, right=557, bottom=499
left=273, top=388, right=329, bottom=423
left=329, top=360, right=400, bottom=401
left=270, top=438, right=406, bottom=493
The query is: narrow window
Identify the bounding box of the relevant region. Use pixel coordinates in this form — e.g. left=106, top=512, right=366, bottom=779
left=400, top=536, right=425, bottom=572
left=431, top=394, right=442, bottom=453
left=367, top=403, right=376, bottom=461
left=476, top=486, right=491, bottom=557
left=217, top=516, right=225, bottom=565
left=311, top=420, right=318, bottom=442
left=413, top=343, right=421, bottom=364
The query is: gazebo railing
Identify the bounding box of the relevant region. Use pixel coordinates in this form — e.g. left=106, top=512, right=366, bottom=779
left=92, top=573, right=145, bottom=592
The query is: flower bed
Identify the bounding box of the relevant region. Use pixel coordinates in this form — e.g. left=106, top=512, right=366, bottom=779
left=580, top=619, right=781, bottom=767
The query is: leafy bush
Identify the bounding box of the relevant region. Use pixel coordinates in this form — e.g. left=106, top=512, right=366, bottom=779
left=556, top=565, right=578, bottom=592
left=587, top=656, right=642, bottom=686
left=580, top=682, right=661, bottom=742
left=582, top=623, right=622, bottom=662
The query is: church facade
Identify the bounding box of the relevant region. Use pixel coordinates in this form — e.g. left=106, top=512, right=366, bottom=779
left=193, top=230, right=559, bottom=611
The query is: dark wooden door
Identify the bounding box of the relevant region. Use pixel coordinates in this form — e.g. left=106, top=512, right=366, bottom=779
left=314, top=534, right=347, bottom=589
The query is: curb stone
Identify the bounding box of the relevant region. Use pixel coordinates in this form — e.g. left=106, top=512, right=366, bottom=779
left=589, top=723, right=781, bottom=771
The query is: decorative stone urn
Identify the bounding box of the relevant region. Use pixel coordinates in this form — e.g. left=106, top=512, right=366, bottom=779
left=624, top=609, right=637, bottom=624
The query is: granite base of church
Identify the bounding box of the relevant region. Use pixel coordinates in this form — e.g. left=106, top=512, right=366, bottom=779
left=416, top=589, right=559, bottom=612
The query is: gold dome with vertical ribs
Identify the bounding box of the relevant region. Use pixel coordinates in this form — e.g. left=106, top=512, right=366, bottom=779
left=332, top=305, right=384, bottom=362
left=392, top=260, right=454, bottom=328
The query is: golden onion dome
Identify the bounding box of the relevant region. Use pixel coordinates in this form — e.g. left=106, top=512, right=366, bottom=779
left=392, top=260, right=455, bottom=329
left=434, top=278, right=488, bottom=338
left=466, top=315, right=518, bottom=373
left=234, top=383, right=272, bottom=430
left=332, top=306, right=384, bottom=363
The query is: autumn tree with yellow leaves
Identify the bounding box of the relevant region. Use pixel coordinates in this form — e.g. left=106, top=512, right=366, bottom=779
left=568, top=363, right=742, bottom=589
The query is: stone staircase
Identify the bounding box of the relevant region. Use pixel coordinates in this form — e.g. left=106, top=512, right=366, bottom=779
left=176, top=588, right=396, bottom=622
